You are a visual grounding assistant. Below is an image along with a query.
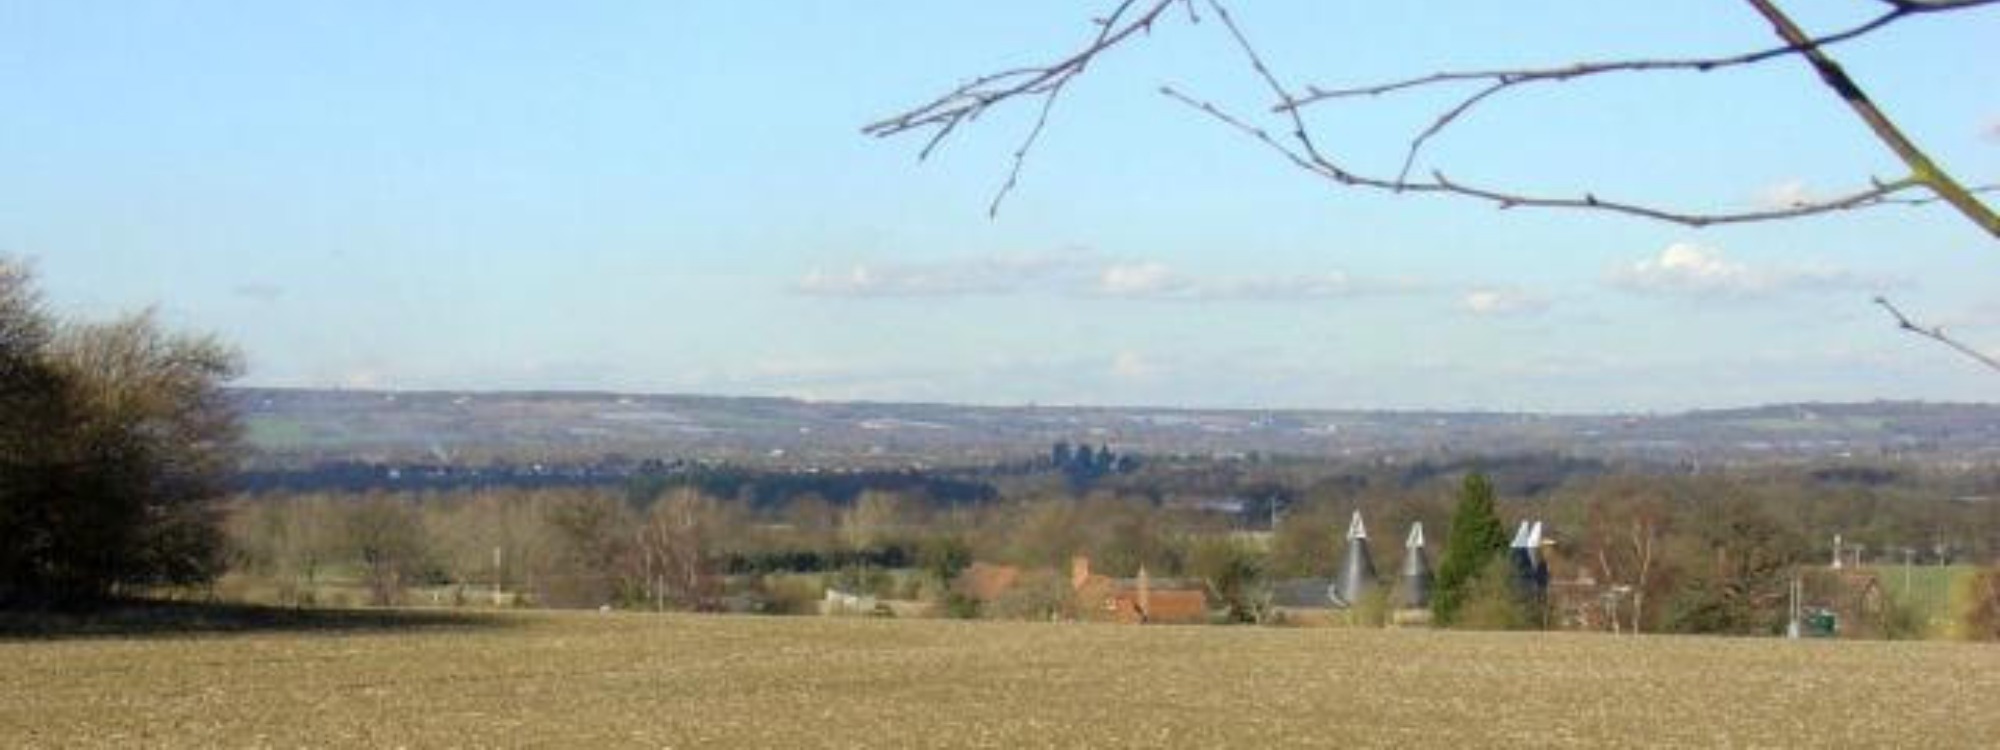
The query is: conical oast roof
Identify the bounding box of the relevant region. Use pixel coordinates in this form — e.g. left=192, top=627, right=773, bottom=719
left=1526, top=521, right=1549, bottom=591
left=1508, top=520, right=1550, bottom=594
left=1509, top=520, right=1535, bottom=586
left=1401, top=521, right=1432, bottom=608
left=1334, top=511, right=1377, bottom=607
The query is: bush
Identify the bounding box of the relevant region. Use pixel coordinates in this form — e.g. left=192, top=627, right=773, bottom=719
left=985, top=571, right=1070, bottom=621
left=756, top=574, right=826, bottom=615
left=1187, top=536, right=1265, bottom=623
left=1949, top=567, right=2000, bottom=641
left=943, top=592, right=982, bottom=619
left=1, top=261, right=241, bottom=608
left=1342, top=586, right=1393, bottom=628
left=1453, top=557, right=1532, bottom=631
left=1875, top=589, right=1927, bottom=641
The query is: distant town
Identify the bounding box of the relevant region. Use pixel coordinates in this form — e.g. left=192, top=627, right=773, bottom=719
left=234, top=387, right=2000, bottom=475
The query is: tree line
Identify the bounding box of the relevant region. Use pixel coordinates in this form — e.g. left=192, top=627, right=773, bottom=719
left=216, top=458, right=2000, bottom=638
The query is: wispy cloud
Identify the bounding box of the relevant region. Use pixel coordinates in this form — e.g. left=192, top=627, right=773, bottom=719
left=795, top=250, right=1417, bottom=302
left=1091, top=263, right=1415, bottom=301
left=1109, top=350, right=1160, bottom=380
left=1460, top=288, right=1550, bottom=317
left=1605, top=242, right=1882, bottom=298
left=793, top=252, right=1085, bottom=297
left=1984, top=115, right=2000, bottom=144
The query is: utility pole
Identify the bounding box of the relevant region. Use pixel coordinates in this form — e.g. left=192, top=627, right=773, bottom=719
left=1904, top=548, right=1914, bottom=597
left=492, top=546, right=504, bottom=606
left=1786, top=573, right=1802, bottom=639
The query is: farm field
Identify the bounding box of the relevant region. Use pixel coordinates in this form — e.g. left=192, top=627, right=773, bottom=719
left=3, top=611, right=1997, bottom=748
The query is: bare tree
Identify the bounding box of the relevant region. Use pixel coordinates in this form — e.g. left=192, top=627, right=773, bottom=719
left=1584, top=487, right=1669, bottom=633
left=340, top=493, right=432, bottom=606
left=634, top=489, right=721, bottom=611
left=841, top=490, right=905, bottom=551
left=868, top=0, right=1997, bottom=233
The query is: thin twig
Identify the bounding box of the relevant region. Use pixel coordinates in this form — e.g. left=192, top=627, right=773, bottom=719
left=1286, top=4, right=1921, bottom=184
left=867, top=0, right=1999, bottom=230
left=862, top=0, right=1181, bottom=217
left=1184, top=0, right=1964, bottom=226
left=1282, top=1, right=2000, bottom=183
left=1164, top=84, right=1938, bottom=227
left=1874, top=296, right=2000, bottom=373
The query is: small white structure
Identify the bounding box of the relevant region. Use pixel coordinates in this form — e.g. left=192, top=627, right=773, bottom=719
left=822, top=588, right=879, bottom=616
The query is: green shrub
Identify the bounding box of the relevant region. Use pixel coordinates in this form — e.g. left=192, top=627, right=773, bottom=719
left=1453, top=557, right=1531, bottom=631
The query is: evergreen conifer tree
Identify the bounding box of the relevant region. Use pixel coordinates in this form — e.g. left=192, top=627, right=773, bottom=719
left=1432, top=472, right=1510, bottom=625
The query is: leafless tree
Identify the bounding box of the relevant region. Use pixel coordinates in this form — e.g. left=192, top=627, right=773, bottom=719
left=841, top=490, right=905, bottom=551
left=868, top=0, right=1997, bottom=232
left=635, top=489, right=730, bottom=611
left=341, top=493, right=429, bottom=606
left=1586, top=490, right=1668, bottom=633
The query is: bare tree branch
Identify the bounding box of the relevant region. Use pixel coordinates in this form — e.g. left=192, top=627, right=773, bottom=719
left=1745, top=0, right=2000, bottom=238
left=867, top=0, right=1999, bottom=232
left=1165, top=1, right=1955, bottom=229
left=1873, top=0, right=2000, bottom=10
left=861, top=0, right=1183, bottom=217
left=1165, top=83, right=1946, bottom=226
left=1283, top=4, right=1929, bottom=185
left=1874, top=296, right=2000, bottom=373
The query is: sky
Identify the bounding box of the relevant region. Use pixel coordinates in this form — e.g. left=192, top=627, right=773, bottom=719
left=3, top=1, right=1997, bottom=412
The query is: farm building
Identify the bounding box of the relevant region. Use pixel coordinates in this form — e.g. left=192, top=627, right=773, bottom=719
left=1266, top=578, right=1341, bottom=625
left=950, top=556, right=1207, bottom=623
left=1071, top=556, right=1208, bottom=624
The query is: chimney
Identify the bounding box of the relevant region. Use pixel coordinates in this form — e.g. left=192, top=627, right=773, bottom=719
left=1071, top=555, right=1091, bottom=590
left=1137, top=565, right=1152, bottom=623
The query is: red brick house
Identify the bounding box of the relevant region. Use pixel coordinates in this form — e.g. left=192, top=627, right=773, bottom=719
left=1071, top=556, right=1208, bottom=625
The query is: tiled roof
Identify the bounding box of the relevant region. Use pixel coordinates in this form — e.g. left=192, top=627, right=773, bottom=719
left=1269, top=578, right=1337, bottom=609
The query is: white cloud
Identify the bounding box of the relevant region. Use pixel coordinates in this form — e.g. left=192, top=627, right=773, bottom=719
left=1606, top=242, right=1879, bottom=297
left=1984, top=115, right=2000, bottom=143
left=1109, top=351, right=1160, bottom=380
left=339, top=368, right=386, bottom=389
left=1097, top=262, right=1185, bottom=297
left=1461, top=288, right=1550, bottom=317
left=1754, top=179, right=1819, bottom=210
left=798, top=251, right=1416, bottom=302
left=1092, top=264, right=1415, bottom=301
left=793, top=251, right=1084, bottom=297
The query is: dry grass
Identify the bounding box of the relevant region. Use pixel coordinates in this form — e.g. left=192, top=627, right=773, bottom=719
left=3, top=611, right=1997, bottom=747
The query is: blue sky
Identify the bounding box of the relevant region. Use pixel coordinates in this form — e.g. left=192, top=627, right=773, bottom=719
left=4, top=1, right=1996, bottom=412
